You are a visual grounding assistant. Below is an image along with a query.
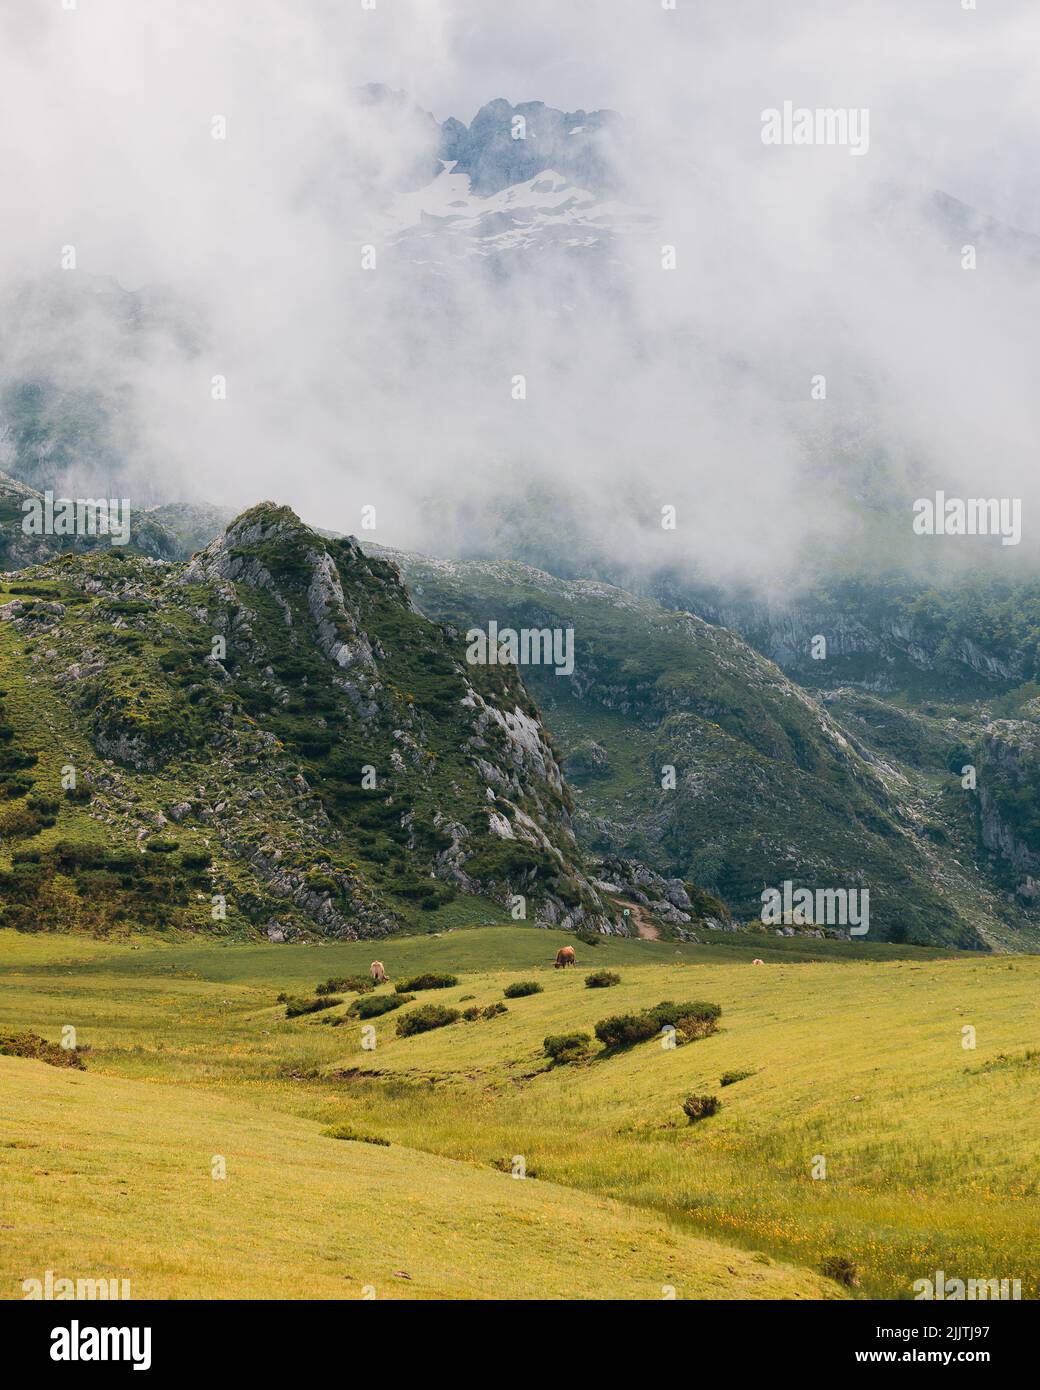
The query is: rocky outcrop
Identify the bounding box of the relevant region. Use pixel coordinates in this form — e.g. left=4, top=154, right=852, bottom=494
left=688, top=595, right=1023, bottom=691
left=976, top=724, right=1040, bottom=881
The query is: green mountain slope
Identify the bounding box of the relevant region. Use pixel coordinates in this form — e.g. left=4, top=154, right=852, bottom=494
left=0, top=505, right=621, bottom=940
left=383, top=550, right=1031, bottom=949
left=12, top=487, right=1036, bottom=951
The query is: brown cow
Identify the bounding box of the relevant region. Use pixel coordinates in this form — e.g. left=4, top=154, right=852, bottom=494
left=369, top=960, right=388, bottom=984
left=553, top=946, right=576, bottom=969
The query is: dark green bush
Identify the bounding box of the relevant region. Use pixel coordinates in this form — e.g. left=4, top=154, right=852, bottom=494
left=503, top=980, right=542, bottom=998
left=682, top=1094, right=720, bottom=1123
left=395, top=1003, right=460, bottom=1037
left=316, top=974, right=374, bottom=996
left=306, top=873, right=339, bottom=895
left=322, top=1124, right=390, bottom=1146
left=179, top=851, right=212, bottom=871
left=650, top=1000, right=721, bottom=1027
left=284, top=995, right=341, bottom=1018
left=585, top=970, right=621, bottom=988
left=685, top=883, right=731, bottom=923
left=594, top=1012, right=657, bottom=1049
left=595, top=1000, right=721, bottom=1050
left=720, top=1068, right=755, bottom=1087
left=352, top=992, right=413, bottom=1019
left=395, top=972, right=457, bottom=993
left=544, top=1032, right=593, bottom=1065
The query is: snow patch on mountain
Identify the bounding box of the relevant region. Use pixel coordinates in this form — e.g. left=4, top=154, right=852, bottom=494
left=383, top=165, right=650, bottom=264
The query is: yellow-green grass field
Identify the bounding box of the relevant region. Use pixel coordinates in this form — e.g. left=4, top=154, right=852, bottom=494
left=1, top=925, right=1037, bottom=1300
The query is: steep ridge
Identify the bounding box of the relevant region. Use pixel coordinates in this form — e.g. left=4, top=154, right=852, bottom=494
left=0, top=505, right=622, bottom=940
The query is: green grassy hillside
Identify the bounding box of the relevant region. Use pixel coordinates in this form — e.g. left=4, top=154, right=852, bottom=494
left=2, top=927, right=1034, bottom=1300
left=2, top=1056, right=833, bottom=1300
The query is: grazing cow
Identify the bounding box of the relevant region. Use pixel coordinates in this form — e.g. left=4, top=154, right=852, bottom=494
left=369, top=960, right=388, bottom=984
left=752, top=958, right=765, bottom=966
left=554, top=946, right=576, bottom=969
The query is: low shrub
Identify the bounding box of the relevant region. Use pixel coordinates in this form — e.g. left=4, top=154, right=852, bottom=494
left=650, top=1000, right=721, bottom=1041
left=352, top=992, right=413, bottom=1019
left=316, top=974, right=374, bottom=996
left=585, top=970, right=621, bottom=989
left=503, top=980, right=543, bottom=998
left=306, top=874, right=338, bottom=895
left=575, top=931, right=601, bottom=947
left=595, top=1000, right=721, bottom=1050
left=463, top=1001, right=508, bottom=1022
left=594, top=1012, right=656, bottom=1049
left=650, top=1000, right=721, bottom=1028
left=396, top=972, right=457, bottom=993
left=544, top=1032, right=593, bottom=1065
left=821, top=1256, right=859, bottom=1288
left=284, top=995, right=341, bottom=1018
left=179, top=850, right=212, bottom=870
left=720, top=1068, right=755, bottom=1086
left=322, top=1124, right=390, bottom=1146
left=0, top=1030, right=85, bottom=1069
left=682, top=1094, right=720, bottom=1123
left=395, top=1003, right=460, bottom=1037
left=674, top=1015, right=719, bottom=1041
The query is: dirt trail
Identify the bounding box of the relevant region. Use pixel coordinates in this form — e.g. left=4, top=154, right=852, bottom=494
left=611, top=897, right=660, bottom=940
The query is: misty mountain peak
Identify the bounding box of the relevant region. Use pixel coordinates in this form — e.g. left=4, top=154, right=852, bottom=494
left=439, top=97, right=620, bottom=195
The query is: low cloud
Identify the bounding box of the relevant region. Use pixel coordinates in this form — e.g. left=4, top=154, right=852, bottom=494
left=1, top=0, right=1038, bottom=589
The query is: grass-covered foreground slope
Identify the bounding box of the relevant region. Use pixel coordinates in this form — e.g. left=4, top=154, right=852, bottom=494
left=383, top=549, right=1002, bottom=948
left=0, top=504, right=620, bottom=941
left=0, top=1057, right=832, bottom=1300
left=1, top=927, right=1034, bottom=1300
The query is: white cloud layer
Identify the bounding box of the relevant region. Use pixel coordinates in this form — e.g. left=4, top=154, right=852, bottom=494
left=1, top=0, right=1038, bottom=586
